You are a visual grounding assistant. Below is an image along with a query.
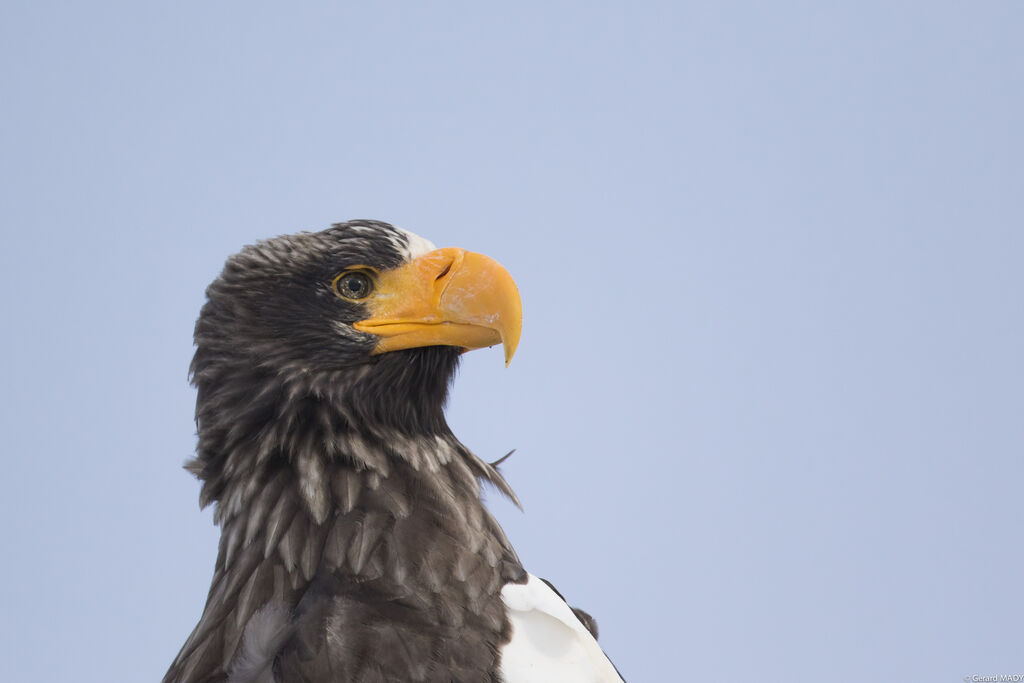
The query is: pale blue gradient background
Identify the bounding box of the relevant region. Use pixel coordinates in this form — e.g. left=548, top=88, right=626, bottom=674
left=2, top=2, right=1022, bottom=681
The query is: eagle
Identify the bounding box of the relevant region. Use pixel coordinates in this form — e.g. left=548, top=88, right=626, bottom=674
left=165, top=220, right=624, bottom=682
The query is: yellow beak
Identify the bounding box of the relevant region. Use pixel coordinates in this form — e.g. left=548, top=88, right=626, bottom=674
left=353, top=248, right=522, bottom=366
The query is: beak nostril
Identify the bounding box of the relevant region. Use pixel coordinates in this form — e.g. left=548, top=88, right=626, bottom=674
left=436, top=262, right=452, bottom=281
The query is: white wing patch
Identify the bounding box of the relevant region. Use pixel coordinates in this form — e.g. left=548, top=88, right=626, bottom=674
left=500, top=574, right=624, bottom=683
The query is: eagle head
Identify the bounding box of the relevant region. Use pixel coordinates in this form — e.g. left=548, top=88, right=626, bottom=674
left=186, top=220, right=521, bottom=513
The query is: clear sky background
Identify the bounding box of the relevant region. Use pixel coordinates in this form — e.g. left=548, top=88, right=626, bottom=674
left=1, top=2, right=1021, bottom=681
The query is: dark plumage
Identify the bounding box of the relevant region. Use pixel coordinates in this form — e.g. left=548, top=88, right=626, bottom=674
left=165, top=221, right=619, bottom=683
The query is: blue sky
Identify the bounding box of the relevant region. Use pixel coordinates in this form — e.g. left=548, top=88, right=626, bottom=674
left=1, top=2, right=1021, bottom=681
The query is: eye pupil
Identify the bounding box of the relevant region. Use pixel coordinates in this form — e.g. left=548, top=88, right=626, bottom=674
left=335, top=272, right=372, bottom=300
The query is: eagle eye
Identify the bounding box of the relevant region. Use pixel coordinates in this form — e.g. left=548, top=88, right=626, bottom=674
left=332, top=271, right=374, bottom=301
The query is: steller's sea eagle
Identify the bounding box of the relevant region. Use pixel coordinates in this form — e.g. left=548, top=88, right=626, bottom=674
left=165, top=220, right=624, bottom=682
